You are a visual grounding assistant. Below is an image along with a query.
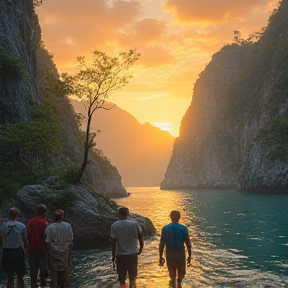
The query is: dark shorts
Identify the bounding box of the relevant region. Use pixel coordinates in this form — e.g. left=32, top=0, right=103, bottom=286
left=166, top=257, right=186, bottom=281
left=28, top=249, right=48, bottom=277
left=2, top=247, right=25, bottom=277
left=116, top=254, right=138, bottom=284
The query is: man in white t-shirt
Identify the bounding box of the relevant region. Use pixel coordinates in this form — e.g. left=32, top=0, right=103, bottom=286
left=111, top=207, right=144, bottom=288
left=45, top=209, right=73, bottom=288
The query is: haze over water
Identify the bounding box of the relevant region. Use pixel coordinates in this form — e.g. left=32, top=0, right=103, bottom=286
left=71, top=187, right=288, bottom=288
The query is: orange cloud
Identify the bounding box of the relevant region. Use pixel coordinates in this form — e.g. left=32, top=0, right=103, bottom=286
left=36, top=0, right=280, bottom=136
left=116, top=18, right=167, bottom=48
left=39, top=0, right=142, bottom=27
left=164, top=0, right=278, bottom=24
left=137, top=45, right=175, bottom=67
left=37, top=0, right=143, bottom=66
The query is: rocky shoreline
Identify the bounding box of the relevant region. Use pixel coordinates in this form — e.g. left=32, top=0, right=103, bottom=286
left=0, top=183, right=155, bottom=250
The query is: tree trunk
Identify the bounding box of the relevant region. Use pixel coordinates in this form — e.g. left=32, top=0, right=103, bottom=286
left=73, top=114, right=92, bottom=183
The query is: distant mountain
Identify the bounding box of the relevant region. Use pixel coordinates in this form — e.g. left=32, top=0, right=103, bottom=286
left=71, top=100, right=175, bottom=187
left=161, top=0, right=288, bottom=193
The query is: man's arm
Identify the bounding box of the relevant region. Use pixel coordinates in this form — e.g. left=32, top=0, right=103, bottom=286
left=45, top=242, right=51, bottom=251
left=185, top=232, right=192, bottom=266
left=69, top=238, right=73, bottom=252
left=159, top=240, right=165, bottom=258
left=22, top=226, right=28, bottom=255
left=110, top=237, right=117, bottom=269
left=44, top=226, right=51, bottom=251
left=110, top=224, right=118, bottom=269
left=159, top=241, right=166, bottom=266
left=69, top=226, right=74, bottom=252
left=159, top=229, right=166, bottom=266
left=137, top=231, right=144, bottom=255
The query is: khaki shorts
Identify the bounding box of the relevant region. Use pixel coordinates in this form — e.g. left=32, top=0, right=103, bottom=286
left=48, top=250, right=68, bottom=271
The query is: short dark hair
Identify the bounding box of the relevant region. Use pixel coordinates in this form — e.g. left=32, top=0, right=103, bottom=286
left=9, top=207, right=19, bottom=220
left=36, top=204, right=47, bottom=216
left=54, top=209, right=64, bottom=221
left=170, top=210, right=181, bottom=223
left=118, top=207, right=129, bottom=217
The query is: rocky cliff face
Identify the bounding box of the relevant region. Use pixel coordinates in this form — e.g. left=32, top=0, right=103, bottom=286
left=161, top=0, right=288, bottom=193
left=0, top=0, right=134, bottom=256
left=0, top=0, right=127, bottom=198
left=0, top=0, right=153, bottom=260
left=0, top=0, right=40, bottom=124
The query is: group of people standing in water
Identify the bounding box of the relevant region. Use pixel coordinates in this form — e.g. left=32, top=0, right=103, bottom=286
left=1, top=205, right=191, bottom=288
left=0, top=205, right=73, bottom=288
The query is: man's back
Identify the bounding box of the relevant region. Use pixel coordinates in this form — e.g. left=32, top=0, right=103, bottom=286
left=26, top=216, right=48, bottom=252
left=0, top=220, right=26, bottom=249
left=111, top=219, right=141, bottom=255
left=161, top=222, right=189, bottom=257
left=45, top=221, right=73, bottom=252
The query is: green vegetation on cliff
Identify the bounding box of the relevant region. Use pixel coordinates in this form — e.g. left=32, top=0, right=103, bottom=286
left=0, top=51, right=27, bottom=78
left=0, top=44, right=64, bottom=200
left=0, top=40, right=125, bottom=202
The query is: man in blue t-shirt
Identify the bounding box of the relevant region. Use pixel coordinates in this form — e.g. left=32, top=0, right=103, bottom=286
left=159, top=210, right=192, bottom=288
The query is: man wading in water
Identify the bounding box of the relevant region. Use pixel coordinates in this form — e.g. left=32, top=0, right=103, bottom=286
left=110, top=207, right=144, bottom=288
left=159, top=210, right=192, bottom=288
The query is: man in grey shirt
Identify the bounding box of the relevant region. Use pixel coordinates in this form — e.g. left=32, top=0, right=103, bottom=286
left=111, top=207, right=144, bottom=288
left=0, top=207, right=27, bottom=288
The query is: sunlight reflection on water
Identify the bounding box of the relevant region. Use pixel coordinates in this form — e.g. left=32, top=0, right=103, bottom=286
left=71, top=187, right=288, bottom=288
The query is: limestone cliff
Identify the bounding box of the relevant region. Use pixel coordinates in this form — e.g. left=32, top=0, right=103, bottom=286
left=161, top=0, right=288, bottom=193
left=0, top=0, right=40, bottom=124
left=0, top=0, right=153, bottom=260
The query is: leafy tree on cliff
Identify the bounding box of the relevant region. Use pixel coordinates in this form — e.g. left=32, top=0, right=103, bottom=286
left=33, top=0, right=44, bottom=8
left=62, top=49, right=140, bottom=183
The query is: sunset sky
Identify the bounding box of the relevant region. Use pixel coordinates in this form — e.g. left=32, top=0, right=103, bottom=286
left=37, top=0, right=279, bottom=136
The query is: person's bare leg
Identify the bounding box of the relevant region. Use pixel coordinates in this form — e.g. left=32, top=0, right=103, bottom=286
left=129, top=278, right=136, bottom=288
left=16, top=275, right=24, bottom=288
left=177, top=278, right=183, bottom=288
left=58, top=270, right=66, bottom=288
left=7, top=275, right=14, bottom=288
left=30, top=269, right=38, bottom=288
left=169, top=278, right=176, bottom=288
left=50, top=269, right=58, bottom=288
left=40, top=274, right=48, bottom=287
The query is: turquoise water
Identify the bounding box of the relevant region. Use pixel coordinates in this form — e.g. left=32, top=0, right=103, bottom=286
left=71, top=188, right=288, bottom=288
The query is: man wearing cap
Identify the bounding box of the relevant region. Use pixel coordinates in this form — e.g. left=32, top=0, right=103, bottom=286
left=110, top=207, right=144, bottom=288
left=26, top=204, right=49, bottom=288
left=45, top=209, right=73, bottom=288
left=0, top=207, right=27, bottom=288
left=159, top=210, right=192, bottom=288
